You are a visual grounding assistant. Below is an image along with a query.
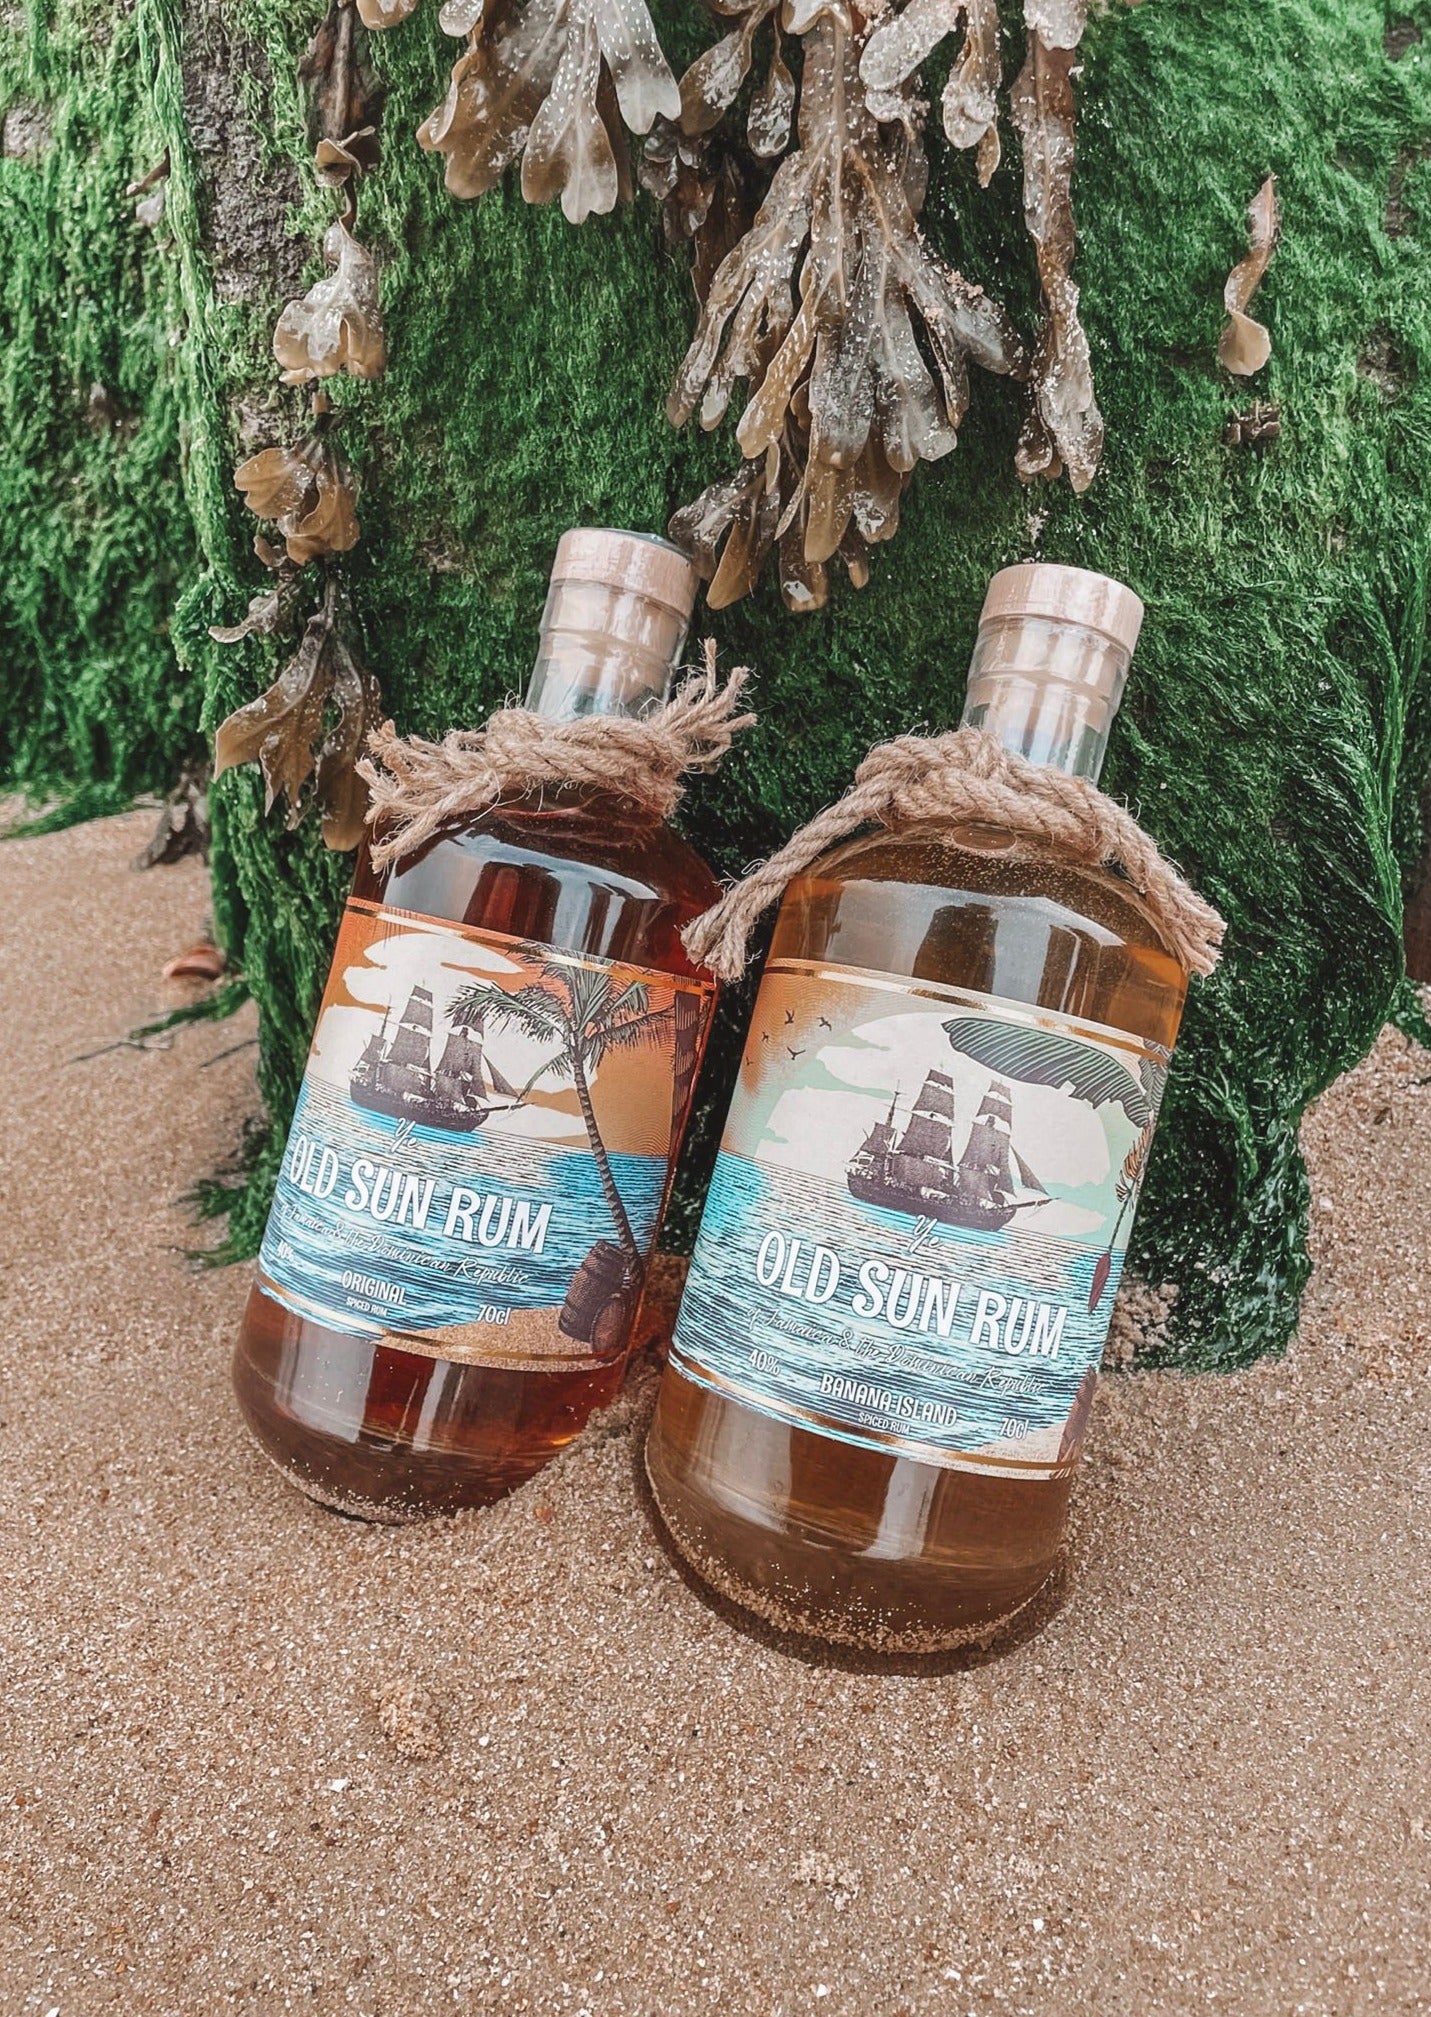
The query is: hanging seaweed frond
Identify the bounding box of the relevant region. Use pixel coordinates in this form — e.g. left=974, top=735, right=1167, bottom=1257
left=662, top=0, right=1108, bottom=605
left=640, top=118, right=758, bottom=302
left=667, top=13, right=1025, bottom=612
left=859, top=0, right=1002, bottom=184
left=234, top=419, right=361, bottom=566
left=942, top=0, right=1002, bottom=180
left=677, top=0, right=794, bottom=160
left=286, top=6, right=388, bottom=380
left=417, top=0, right=680, bottom=223
left=1010, top=0, right=1101, bottom=490
left=214, top=581, right=383, bottom=853
left=315, top=127, right=381, bottom=186
left=214, top=0, right=390, bottom=850
left=135, top=761, right=212, bottom=871
left=274, top=219, right=387, bottom=383
left=208, top=561, right=307, bottom=646
left=299, top=0, right=385, bottom=147
left=1219, top=175, right=1280, bottom=376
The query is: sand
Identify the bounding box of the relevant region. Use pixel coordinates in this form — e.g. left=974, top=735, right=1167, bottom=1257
left=3, top=809, right=1429, bottom=2016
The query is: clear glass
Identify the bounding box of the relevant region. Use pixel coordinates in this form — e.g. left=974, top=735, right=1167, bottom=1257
left=525, top=578, right=689, bottom=721
left=962, top=615, right=1131, bottom=777
left=644, top=821, right=1187, bottom=1649
left=233, top=790, right=721, bottom=1519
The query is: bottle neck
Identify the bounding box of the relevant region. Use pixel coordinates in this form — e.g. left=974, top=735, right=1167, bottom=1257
left=958, top=614, right=1131, bottom=783
left=525, top=576, right=689, bottom=723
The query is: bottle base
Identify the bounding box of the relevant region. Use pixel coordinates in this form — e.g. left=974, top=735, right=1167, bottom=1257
left=232, top=1383, right=574, bottom=1521
left=236, top=1422, right=448, bottom=1525
left=645, top=1445, right=1051, bottom=1654
left=231, top=1283, right=632, bottom=1521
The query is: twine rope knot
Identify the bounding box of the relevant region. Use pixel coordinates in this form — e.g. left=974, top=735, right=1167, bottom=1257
left=683, top=726, right=1225, bottom=982
left=360, top=641, right=754, bottom=869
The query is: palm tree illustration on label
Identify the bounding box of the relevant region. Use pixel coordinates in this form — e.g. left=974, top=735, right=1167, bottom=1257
left=939, top=1018, right=1170, bottom=1312
left=451, top=967, right=674, bottom=1358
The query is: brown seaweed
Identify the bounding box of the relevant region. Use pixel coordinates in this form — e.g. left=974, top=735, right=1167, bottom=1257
left=439, top=0, right=488, bottom=33
left=126, top=154, right=171, bottom=229
left=216, top=0, right=389, bottom=854
left=668, top=14, right=1024, bottom=610
left=943, top=0, right=1002, bottom=182
left=233, top=428, right=361, bottom=566
left=1219, top=175, right=1279, bottom=376
left=639, top=119, right=758, bottom=301
left=315, top=127, right=381, bottom=189
left=677, top=0, right=793, bottom=161
left=273, top=220, right=386, bottom=384
left=1010, top=1, right=1102, bottom=492
left=299, top=0, right=385, bottom=149
left=859, top=0, right=1002, bottom=183
left=418, top=0, right=679, bottom=223
left=1022, top=0, right=1082, bottom=49
left=213, top=582, right=383, bottom=853
left=208, top=565, right=307, bottom=645
left=134, top=761, right=211, bottom=871
left=357, top=0, right=421, bottom=24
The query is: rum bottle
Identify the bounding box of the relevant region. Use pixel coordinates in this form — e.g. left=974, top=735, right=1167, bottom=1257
left=646, top=565, right=1187, bottom=1648
left=234, top=531, right=720, bottom=1518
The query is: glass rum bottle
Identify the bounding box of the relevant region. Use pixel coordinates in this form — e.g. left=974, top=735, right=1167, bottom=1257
left=646, top=565, right=1187, bottom=1650
left=234, top=531, right=721, bottom=1519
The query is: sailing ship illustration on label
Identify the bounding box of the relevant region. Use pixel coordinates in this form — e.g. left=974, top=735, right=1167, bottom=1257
left=259, top=900, right=712, bottom=1369
left=847, top=1069, right=1050, bottom=1229
left=348, top=987, right=524, bottom=1132
left=670, top=960, right=1169, bottom=1478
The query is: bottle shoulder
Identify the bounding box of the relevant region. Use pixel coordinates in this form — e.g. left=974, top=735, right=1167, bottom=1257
left=770, top=822, right=1186, bottom=1048
left=356, top=789, right=721, bottom=982
left=806, top=822, right=1179, bottom=949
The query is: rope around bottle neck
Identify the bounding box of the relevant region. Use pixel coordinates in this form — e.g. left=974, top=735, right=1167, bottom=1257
left=360, top=642, right=753, bottom=870
left=683, top=727, right=1225, bottom=982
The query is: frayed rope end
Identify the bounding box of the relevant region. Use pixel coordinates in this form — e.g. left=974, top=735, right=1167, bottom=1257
left=359, top=647, right=755, bottom=872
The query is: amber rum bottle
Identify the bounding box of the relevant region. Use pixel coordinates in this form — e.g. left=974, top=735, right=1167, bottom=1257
left=234, top=531, right=720, bottom=1518
left=646, top=565, right=1187, bottom=1649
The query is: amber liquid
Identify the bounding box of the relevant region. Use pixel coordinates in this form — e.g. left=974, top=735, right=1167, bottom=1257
left=645, top=821, right=1187, bottom=1650
left=233, top=788, right=720, bottom=1520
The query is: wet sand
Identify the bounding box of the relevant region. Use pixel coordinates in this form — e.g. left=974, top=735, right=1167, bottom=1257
left=3, top=810, right=1428, bottom=2014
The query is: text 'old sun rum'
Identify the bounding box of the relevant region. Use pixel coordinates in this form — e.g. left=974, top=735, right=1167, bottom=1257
left=234, top=531, right=720, bottom=1519
left=646, top=566, right=1188, bottom=1650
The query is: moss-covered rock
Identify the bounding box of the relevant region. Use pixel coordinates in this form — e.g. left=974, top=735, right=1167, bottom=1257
left=6, top=0, right=1431, bottom=1365
left=0, top=0, right=200, bottom=807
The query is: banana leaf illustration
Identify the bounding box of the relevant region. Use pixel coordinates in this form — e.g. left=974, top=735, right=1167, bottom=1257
left=941, top=1018, right=1156, bottom=1126
left=942, top=1017, right=1169, bottom=1311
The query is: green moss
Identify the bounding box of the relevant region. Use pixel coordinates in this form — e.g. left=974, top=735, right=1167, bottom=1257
left=0, top=0, right=201, bottom=799
left=12, top=0, right=1431, bottom=1364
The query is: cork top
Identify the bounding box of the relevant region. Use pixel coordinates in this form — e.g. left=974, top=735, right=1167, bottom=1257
left=550, top=529, right=698, bottom=620
left=980, top=563, right=1145, bottom=656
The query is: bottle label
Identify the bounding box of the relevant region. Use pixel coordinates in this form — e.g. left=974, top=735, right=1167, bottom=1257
left=670, top=958, right=1171, bottom=1478
left=258, top=900, right=712, bottom=1370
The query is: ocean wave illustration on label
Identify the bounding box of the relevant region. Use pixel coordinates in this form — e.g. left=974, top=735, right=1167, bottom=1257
left=670, top=959, right=1168, bottom=1478
left=259, top=901, right=711, bottom=1370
